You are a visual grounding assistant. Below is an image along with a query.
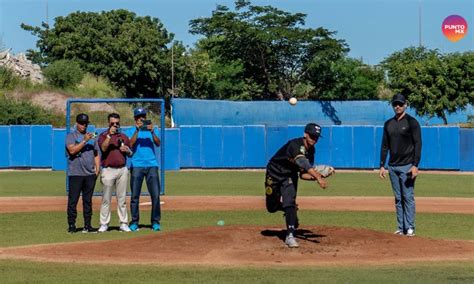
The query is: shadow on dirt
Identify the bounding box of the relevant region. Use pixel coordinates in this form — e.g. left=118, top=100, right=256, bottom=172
left=260, top=228, right=326, bottom=244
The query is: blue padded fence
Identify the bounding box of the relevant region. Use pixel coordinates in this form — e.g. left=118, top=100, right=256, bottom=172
left=0, top=125, right=473, bottom=171
left=171, top=98, right=474, bottom=126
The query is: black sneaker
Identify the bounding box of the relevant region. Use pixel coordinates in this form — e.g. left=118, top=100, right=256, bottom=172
left=82, top=226, right=98, bottom=233
left=68, top=224, right=77, bottom=233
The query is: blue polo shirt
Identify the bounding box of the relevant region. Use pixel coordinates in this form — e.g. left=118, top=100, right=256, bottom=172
left=125, top=128, right=159, bottom=168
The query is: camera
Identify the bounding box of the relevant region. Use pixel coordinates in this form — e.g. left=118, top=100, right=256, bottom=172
left=140, top=120, right=152, bottom=131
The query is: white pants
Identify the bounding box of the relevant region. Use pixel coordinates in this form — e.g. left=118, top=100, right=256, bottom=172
left=99, top=167, right=129, bottom=226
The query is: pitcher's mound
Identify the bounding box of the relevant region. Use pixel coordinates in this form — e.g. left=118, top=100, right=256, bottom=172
left=2, top=225, right=473, bottom=267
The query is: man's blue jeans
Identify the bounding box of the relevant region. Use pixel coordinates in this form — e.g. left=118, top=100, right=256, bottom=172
left=388, top=164, right=416, bottom=233
left=130, top=167, right=161, bottom=225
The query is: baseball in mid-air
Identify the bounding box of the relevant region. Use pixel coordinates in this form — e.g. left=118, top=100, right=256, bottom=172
left=289, top=97, right=297, bottom=105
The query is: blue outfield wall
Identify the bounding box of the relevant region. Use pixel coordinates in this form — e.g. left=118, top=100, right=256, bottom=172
left=0, top=125, right=473, bottom=171
left=171, top=98, right=474, bottom=127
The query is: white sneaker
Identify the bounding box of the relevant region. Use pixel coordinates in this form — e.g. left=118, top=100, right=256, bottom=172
left=120, top=223, right=131, bottom=232
left=285, top=233, right=299, bottom=248
left=393, top=230, right=404, bottom=235
left=406, top=228, right=415, bottom=237
left=98, top=224, right=108, bottom=233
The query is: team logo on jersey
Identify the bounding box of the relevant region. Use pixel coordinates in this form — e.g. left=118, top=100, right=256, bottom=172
left=265, top=186, right=273, bottom=195
left=300, top=146, right=306, bottom=155
left=266, top=176, right=273, bottom=185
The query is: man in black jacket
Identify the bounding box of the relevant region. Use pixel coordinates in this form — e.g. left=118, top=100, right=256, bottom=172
left=379, top=94, right=422, bottom=237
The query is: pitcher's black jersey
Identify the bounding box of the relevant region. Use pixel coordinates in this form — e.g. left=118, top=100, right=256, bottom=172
left=266, top=138, right=314, bottom=181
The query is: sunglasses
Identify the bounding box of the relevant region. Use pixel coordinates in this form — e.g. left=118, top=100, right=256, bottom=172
left=77, top=122, right=89, bottom=126
left=109, top=122, right=120, bottom=126
left=392, top=102, right=404, bottom=107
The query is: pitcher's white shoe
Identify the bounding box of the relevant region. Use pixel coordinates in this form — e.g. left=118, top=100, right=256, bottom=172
left=285, top=233, right=299, bottom=248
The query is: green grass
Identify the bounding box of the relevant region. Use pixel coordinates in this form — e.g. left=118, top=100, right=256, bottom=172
left=0, top=171, right=472, bottom=282
left=0, top=171, right=472, bottom=197
left=0, top=210, right=472, bottom=247
left=0, top=260, right=472, bottom=283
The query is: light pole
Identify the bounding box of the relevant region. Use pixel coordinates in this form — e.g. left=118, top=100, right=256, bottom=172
left=171, top=45, right=175, bottom=97
left=419, top=0, right=422, bottom=47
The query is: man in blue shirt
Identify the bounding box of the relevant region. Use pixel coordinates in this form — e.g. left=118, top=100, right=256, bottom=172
left=126, top=108, right=162, bottom=231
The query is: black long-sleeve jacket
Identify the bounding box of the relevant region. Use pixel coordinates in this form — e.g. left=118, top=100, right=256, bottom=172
left=380, top=114, right=422, bottom=167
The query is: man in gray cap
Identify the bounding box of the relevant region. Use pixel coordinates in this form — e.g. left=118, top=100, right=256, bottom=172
left=65, top=113, right=100, bottom=233
left=265, top=123, right=329, bottom=248
left=379, top=94, right=422, bottom=237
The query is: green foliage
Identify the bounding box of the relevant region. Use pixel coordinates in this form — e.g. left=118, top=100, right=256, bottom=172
left=22, top=9, right=173, bottom=98
left=189, top=0, right=349, bottom=100
left=382, top=47, right=473, bottom=124
left=175, top=48, right=259, bottom=100
left=73, top=73, right=122, bottom=98
left=43, top=59, right=84, bottom=88
left=0, top=66, right=23, bottom=90
left=318, top=58, right=384, bottom=100
left=0, top=95, right=64, bottom=126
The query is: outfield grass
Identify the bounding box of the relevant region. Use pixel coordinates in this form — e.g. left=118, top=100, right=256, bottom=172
left=0, top=260, right=472, bottom=283
left=0, top=171, right=472, bottom=197
left=0, top=210, right=472, bottom=247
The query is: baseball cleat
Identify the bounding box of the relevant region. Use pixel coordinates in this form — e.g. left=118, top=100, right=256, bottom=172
left=285, top=233, right=299, bottom=248
left=393, top=230, right=404, bottom=235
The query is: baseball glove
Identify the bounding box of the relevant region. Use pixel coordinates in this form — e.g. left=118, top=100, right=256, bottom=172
left=313, top=165, right=335, bottom=178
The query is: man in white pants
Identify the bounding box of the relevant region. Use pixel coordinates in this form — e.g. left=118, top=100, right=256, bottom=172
left=97, top=113, right=133, bottom=232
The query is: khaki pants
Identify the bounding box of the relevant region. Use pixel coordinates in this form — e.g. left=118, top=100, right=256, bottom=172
left=99, top=167, right=129, bottom=226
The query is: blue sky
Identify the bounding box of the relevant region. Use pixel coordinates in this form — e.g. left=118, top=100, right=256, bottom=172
left=0, top=0, right=472, bottom=64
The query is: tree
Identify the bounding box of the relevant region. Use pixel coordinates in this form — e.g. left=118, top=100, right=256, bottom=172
left=43, top=59, right=84, bottom=88
left=22, top=9, right=173, bottom=98
left=189, top=0, right=348, bottom=100
left=382, top=47, right=473, bottom=124
left=174, top=47, right=261, bottom=101
left=316, top=57, right=384, bottom=100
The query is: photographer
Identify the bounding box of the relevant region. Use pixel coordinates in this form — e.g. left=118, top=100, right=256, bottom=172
left=65, top=113, right=100, bottom=233
left=126, top=108, right=162, bottom=232
left=97, top=113, right=133, bottom=233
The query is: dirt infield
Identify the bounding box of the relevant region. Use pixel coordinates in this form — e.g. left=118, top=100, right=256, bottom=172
left=1, top=225, right=473, bottom=267
left=0, top=196, right=472, bottom=214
